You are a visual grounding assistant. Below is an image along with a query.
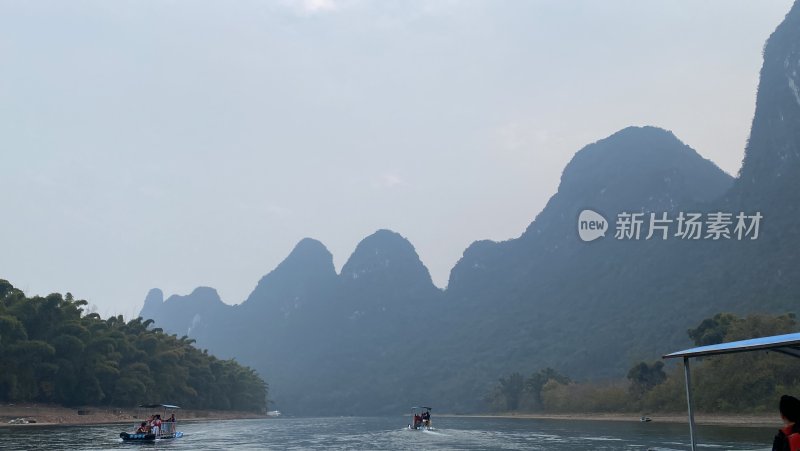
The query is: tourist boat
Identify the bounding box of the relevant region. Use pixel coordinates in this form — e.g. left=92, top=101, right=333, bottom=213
left=407, top=406, right=432, bottom=430
left=119, top=404, right=183, bottom=442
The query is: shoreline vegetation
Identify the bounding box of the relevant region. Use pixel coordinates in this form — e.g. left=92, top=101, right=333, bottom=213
left=3, top=403, right=777, bottom=429
left=0, top=403, right=266, bottom=427
left=444, top=412, right=779, bottom=428
left=483, top=313, right=800, bottom=422
left=0, top=280, right=267, bottom=414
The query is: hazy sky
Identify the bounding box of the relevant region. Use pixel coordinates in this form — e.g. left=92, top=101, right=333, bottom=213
left=1, top=0, right=794, bottom=317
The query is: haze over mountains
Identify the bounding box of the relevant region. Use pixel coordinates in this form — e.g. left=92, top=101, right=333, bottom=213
left=141, top=1, right=800, bottom=415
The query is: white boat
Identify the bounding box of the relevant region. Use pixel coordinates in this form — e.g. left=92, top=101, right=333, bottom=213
left=267, top=410, right=282, bottom=417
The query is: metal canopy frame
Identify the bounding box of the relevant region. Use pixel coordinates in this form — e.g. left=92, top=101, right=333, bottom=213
left=139, top=404, right=181, bottom=409
left=663, top=332, right=800, bottom=451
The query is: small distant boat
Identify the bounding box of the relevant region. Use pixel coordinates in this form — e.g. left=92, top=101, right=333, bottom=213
left=119, top=404, right=183, bottom=442
left=640, top=416, right=652, bottom=422
left=267, top=410, right=282, bottom=417
left=408, top=406, right=433, bottom=430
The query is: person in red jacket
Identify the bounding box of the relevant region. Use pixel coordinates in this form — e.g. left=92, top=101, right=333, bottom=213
left=773, top=395, right=800, bottom=451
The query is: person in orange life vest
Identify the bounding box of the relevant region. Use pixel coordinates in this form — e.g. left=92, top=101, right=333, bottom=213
left=773, top=395, right=800, bottom=451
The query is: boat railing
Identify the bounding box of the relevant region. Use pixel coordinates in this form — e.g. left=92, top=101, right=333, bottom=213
left=159, top=422, right=176, bottom=436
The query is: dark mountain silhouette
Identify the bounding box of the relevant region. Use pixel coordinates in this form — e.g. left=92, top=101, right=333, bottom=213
left=139, top=125, right=737, bottom=414
left=338, top=229, right=441, bottom=317
left=238, top=237, right=338, bottom=324
left=139, top=1, right=800, bottom=415
left=737, top=0, right=800, bottom=202
left=146, top=230, right=442, bottom=414
left=140, top=286, right=231, bottom=342
left=447, top=126, right=733, bottom=300
left=425, top=126, right=738, bottom=411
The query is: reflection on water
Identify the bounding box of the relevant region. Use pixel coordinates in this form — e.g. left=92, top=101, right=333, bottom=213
left=0, top=416, right=775, bottom=450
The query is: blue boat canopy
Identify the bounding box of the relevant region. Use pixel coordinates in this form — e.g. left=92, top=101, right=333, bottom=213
left=139, top=404, right=181, bottom=409
left=663, top=332, right=800, bottom=359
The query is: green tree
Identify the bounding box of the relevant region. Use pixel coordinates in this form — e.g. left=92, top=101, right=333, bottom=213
left=497, top=372, right=525, bottom=411
left=524, top=367, right=571, bottom=408
left=627, top=361, right=667, bottom=399
left=687, top=313, right=738, bottom=346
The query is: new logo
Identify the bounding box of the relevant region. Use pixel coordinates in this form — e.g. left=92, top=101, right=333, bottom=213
left=578, top=209, right=608, bottom=242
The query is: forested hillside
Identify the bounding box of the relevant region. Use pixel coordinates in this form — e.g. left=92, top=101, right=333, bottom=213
left=0, top=280, right=266, bottom=412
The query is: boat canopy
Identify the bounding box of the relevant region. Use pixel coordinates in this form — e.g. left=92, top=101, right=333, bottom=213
left=663, top=332, right=800, bottom=451
left=139, top=404, right=181, bottom=409
left=663, top=332, right=800, bottom=360
left=411, top=406, right=432, bottom=410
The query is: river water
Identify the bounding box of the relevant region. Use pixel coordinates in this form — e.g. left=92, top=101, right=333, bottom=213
left=0, top=416, right=776, bottom=450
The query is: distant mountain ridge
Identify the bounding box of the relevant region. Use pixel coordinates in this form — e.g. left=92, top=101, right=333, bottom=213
left=138, top=124, right=740, bottom=415
left=139, top=1, right=800, bottom=415
left=448, top=126, right=733, bottom=299
left=140, top=286, right=229, bottom=341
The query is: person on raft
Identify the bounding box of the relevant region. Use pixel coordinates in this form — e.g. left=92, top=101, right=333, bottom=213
left=421, top=410, right=431, bottom=427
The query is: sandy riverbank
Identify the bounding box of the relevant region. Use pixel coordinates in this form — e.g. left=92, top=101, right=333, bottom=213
left=0, top=403, right=265, bottom=427
left=444, top=412, right=779, bottom=427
